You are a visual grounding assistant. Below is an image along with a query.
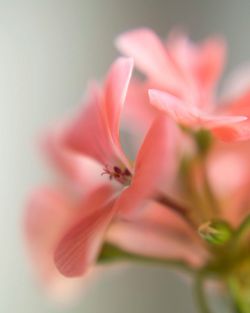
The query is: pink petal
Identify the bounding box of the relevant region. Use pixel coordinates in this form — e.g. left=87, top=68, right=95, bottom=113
left=64, top=83, right=111, bottom=164
left=149, top=89, right=247, bottom=129
left=207, top=142, right=250, bottom=225
left=54, top=185, right=116, bottom=277
left=64, top=58, right=133, bottom=169
left=116, top=28, right=181, bottom=91
left=194, top=37, right=226, bottom=93
left=107, top=202, right=207, bottom=267
left=212, top=122, right=250, bottom=141
left=215, top=89, right=250, bottom=141
left=24, top=187, right=81, bottom=298
left=104, top=57, right=133, bottom=146
left=117, top=115, right=176, bottom=215
left=166, top=33, right=226, bottom=110
left=133, top=115, right=176, bottom=187
left=149, top=89, right=199, bottom=124
left=165, top=31, right=196, bottom=90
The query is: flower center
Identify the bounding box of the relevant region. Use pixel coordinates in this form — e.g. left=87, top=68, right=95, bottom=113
left=102, top=165, right=132, bottom=185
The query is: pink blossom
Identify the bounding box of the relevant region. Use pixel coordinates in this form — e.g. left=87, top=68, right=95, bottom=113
left=24, top=28, right=250, bottom=312
left=117, top=28, right=250, bottom=141
left=25, top=57, right=175, bottom=281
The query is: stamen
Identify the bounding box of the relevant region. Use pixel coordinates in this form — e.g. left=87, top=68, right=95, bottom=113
left=101, top=165, right=132, bottom=185
left=114, top=166, right=122, bottom=174
left=124, top=168, right=131, bottom=176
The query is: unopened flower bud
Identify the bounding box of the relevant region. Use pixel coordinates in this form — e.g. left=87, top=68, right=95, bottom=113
left=198, top=220, right=233, bottom=245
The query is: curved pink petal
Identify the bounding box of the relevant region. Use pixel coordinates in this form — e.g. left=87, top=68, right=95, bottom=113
left=104, top=57, right=134, bottom=145
left=54, top=185, right=116, bottom=277
left=107, top=202, right=207, bottom=267
left=116, top=115, right=176, bottom=215
left=116, top=28, right=181, bottom=91
left=149, top=89, right=247, bottom=130
left=64, top=58, right=133, bottom=170
left=133, top=115, right=176, bottom=187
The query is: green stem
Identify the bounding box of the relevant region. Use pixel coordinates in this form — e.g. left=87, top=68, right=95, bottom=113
left=98, top=242, right=194, bottom=274
left=201, top=162, right=220, bottom=216
left=229, top=215, right=250, bottom=255
left=234, top=215, right=250, bottom=240
left=194, top=271, right=213, bottom=313
left=228, top=274, right=250, bottom=313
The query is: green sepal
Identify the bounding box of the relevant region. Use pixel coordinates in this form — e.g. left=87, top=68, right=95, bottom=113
left=198, top=219, right=233, bottom=246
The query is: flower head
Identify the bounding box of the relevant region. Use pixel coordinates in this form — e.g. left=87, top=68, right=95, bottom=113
left=25, top=57, right=175, bottom=281
left=117, top=28, right=250, bottom=141
left=25, top=28, right=250, bottom=312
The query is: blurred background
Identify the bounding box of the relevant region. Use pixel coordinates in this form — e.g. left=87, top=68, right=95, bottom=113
left=1, top=0, right=250, bottom=312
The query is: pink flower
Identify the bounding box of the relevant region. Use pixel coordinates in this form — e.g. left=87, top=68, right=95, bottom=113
left=25, top=57, right=175, bottom=281
left=25, top=28, right=250, bottom=311
left=117, top=28, right=250, bottom=141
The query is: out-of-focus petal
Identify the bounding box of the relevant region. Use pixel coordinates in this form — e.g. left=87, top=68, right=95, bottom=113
left=116, top=28, right=181, bottom=91
left=24, top=187, right=82, bottom=299
left=43, top=126, right=106, bottom=191
left=208, top=142, right=250, bottom=225
left=64, top=58, right=133, bottom=170
left=216, top=82, right=250, bottom=141
left=166, top=31, right=193, bottom=77
left=104, top=57, right=133, bottom=144
left=54, top=185, right=116, bottom=277
left=149, top=89, right=199, bottom=124
left=116, top=115, right=176, bottom=215
left=194, top=37, right=226, bottom=94
left=212, top=121, right=250, bottom=141
left=107, top=202, right=207, bottom=267
left=63, top=83, right=113, bottom=165
left=149, top=89, right=247, bottom=134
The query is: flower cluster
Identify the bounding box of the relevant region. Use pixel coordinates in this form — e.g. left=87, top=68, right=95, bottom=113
left=25, top=28, right=250, bottom=311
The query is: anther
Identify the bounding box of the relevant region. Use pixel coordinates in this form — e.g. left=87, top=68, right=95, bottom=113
left=114, top=166, right=122, bottom=174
